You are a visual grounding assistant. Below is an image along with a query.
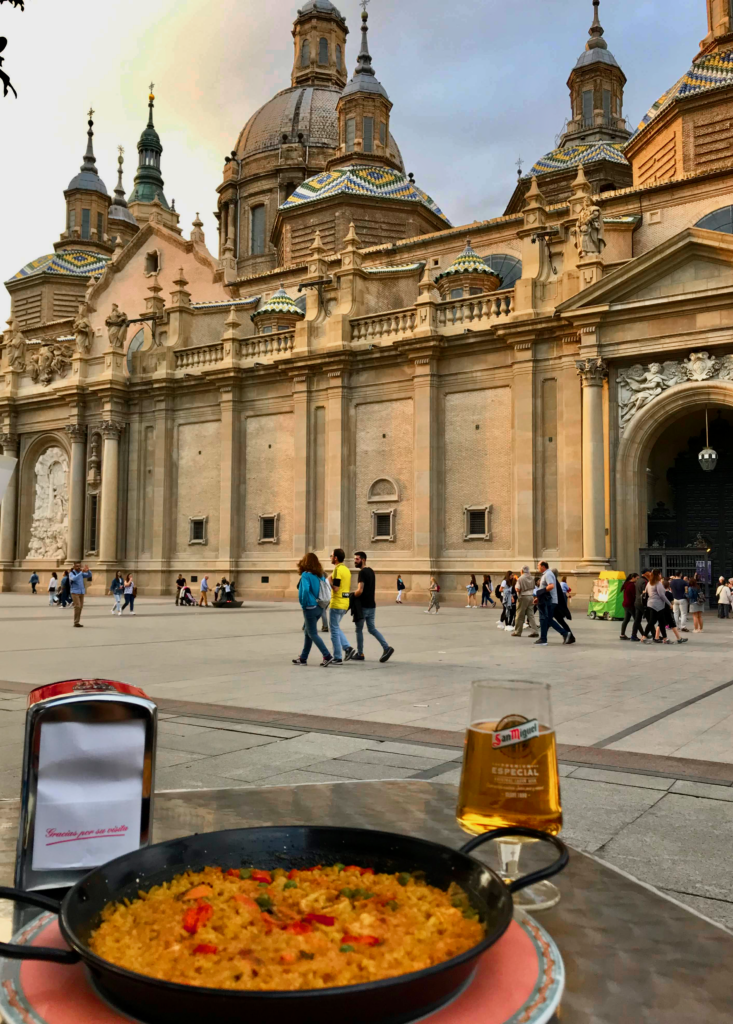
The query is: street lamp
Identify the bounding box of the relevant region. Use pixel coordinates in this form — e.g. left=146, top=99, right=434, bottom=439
left=698, top=408, right=718, bottom=472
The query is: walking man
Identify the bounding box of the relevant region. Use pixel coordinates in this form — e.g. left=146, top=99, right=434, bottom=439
left=175, top=573, right=185, bottom=606
left=512, top=567, right=539, bottom=637
left=534, top=561, right=570, bottom=646
left=69, top=562, right=92, bottom=628
left=352, top=552, right=394, bottom=663
left=199, top=575, right=210, bottom=607
left=29, top=571, right=39, bottom=595
left=669, top=572, right=689, bottom=631
left=328, top=548, right=354, bottom=665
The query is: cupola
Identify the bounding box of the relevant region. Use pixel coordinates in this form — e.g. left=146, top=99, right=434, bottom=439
left=250, top=286, right=305, bottom=334
left=291, top=0, right=348, bottom=89
left=56, top=109, right=112, bottom=255
left=565, top=0, right=630, bottom=146
left=434, top=240, right=501, bottom=300
left=128, top=87, right=180, bottom=232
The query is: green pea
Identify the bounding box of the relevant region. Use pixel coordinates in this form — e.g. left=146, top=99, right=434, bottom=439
left=255, top=895, right=273, bottom=911
left=239, top=868, right=252, bottom=879
left=385, top=900, right=399, bottom=911
left=339, top=887, right=354, bottom=898
left=333, top=862, right=345, bottom=871
left=283, top=880, right=298, bottom=890
left=299, top=950, right=315, bottom=960
left=340, top=944, right=355, bottom=953
left=397, top=873, right=411, bottom=887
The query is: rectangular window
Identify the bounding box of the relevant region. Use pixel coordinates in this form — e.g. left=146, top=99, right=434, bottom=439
left=602, top=89, right=612, bottom=122
left=258, top=513, right=280, bottom=543
left=464, top=505, right=493, bottom=540
left=346, top=117, right=356, bottom=150
left=88, top=494, right=99, bottom=553
left=251, top=205, right=266, bottom=255
left=450, top=287, right=464, bottom=300
left=189, top=517, right=208, bottom=545
left=97, top=212, right=104, bottom=242
left=371, top=509, right=395, bottom=542
left=379, top=121, right=386, bottom=146
left=68, top=209, right=76, bottom=232
left=81, top=209, right=91, bottom=240
left=582, top=89, right=594, bottom=125
left=363, top=116, right=374, bottom=153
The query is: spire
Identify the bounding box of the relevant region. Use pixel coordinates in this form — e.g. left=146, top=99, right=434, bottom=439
left=342, top=1, right=388, bottom=98
left=587, top=0, right=607, bottom=50
left=66, top=108, right=108, bottom=195
left=113, top=146, right=128, bottom=207
left=128, top=85, right=170, bottom=209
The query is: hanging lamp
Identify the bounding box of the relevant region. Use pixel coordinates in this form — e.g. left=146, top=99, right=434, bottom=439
left=698, top=408, right=718, bottom=472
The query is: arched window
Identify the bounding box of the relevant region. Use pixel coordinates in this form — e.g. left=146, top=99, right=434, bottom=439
left=336, top=43, right=342, bottom=69
left=318, top=37, right=328, bottom=64
left=251, top=205, right=266, bottom=255
left=696, top=206, right=733, bottom=234
left=301, top=39, right=310, bottom=66
left=484, top=254, right=522, bottom=288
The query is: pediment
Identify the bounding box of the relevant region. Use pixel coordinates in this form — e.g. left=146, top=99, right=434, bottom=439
left=558, top=226, right=733, bottom=313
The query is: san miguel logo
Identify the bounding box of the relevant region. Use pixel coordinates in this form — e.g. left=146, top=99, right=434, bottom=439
left=491, top=718, right=539, bottom=749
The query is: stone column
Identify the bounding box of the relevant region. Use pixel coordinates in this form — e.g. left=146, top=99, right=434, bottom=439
left=99, top=421, right=122, bottom=563
left=512, top=344, right=537, bottom=563
left=219, top=386, right=241, bottom=564
left=412, top=355, right=439, bottom=569
left=65, top=424, right=87, bottom=562
left=0, top=432, right=19, bottom=565
left=326, top=369, right=351, bottom=555
left=576, top=358, right=608, bottom=565
left=292, top=375, right=310, bottom=555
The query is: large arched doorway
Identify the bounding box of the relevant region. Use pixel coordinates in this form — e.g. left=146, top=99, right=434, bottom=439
left=615, top=381, right=733, bottom=590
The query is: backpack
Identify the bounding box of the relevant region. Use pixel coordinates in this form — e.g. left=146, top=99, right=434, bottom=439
left=317, top=577, right=332, bottom=609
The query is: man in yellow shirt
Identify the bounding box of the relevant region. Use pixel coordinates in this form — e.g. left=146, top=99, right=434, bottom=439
left=328, top=548, right=354, bottom=665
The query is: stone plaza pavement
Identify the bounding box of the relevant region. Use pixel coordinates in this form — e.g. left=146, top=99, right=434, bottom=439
left=0, top=594, right=732, bottom=933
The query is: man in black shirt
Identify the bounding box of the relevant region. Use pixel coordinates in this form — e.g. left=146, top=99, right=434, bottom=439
left=175, top=574, right=186, bottom=606
left=352, top=552, right=394, bottom=663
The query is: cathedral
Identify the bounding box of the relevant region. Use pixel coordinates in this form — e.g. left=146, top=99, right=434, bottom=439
left=3, top=0, right=733, bottom=601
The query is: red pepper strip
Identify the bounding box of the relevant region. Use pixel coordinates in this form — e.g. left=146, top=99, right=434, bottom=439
left=280, top=951, right=297, bottom=963
left=285, top=920, right=313, bottom=935
left=304, top=913, right=335, bottom=926
left=182, top=902, right=213, bottom=935
left=225, top=868, right=240, bottom=878
left=359, top=867, right=375, bottom=876
left=251, top=870, right=272, bottom=884
left=192, top=944, right=218, bottom=955
left=260, top=912, right=278, bottom=933
left=341, top=934, right=380, bottom=946
left=300, top=865, right=323, bottom=873
left=287, top=869, right=299, bottom=880
left=342, top=865, right=361, bottom=873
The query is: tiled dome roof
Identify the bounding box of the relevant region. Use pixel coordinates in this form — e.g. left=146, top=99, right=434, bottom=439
left=234, top=87, right=404, bottom=169
left=8, top=250, right=111, bottom=283
left=435, top=241, right=498, bottom=282
left=250, top=287, right=305, bottom=321
left=529, top=141, right=628, bottom=176
left=280, top=165, right=450, bottom=223
left=635, top=48, right=733, bottom=136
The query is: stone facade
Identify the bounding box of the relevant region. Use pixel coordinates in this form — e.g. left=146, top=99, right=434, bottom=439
left=4, top=0, right=733, bottom=602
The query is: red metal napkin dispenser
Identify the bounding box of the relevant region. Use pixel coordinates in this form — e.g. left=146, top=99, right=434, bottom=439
left=14, top=679, right=156, bottom=926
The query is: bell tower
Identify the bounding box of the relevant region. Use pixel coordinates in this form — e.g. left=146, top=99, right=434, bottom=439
left=55, top=110, right=112, bottom=255
left=291, top=0, right=348, bottom=89
left=331, top=3, right=396, bottom=169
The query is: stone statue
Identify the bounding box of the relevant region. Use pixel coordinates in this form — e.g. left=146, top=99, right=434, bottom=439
left=575, top=196, right=606, bottom=258
left=6, top=322, right=26, bottom=370
left=73, top=305, right=93, bottom=354
left=106, top=304, right=129, bottom=350
left=26, top=446, right=69, bottom=560
left=26, top=342, right=73, bottom=386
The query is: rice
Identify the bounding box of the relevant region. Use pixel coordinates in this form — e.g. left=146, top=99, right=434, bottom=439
left=88, top=863, right=485, bottom=990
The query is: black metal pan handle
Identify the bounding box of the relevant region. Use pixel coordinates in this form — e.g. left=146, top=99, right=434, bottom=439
left=459, top=826, right=569, bottom=893
left=0, top=886, right=81, bottom=964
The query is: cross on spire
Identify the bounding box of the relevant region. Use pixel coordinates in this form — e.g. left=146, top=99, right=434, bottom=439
left=149, top=81, right=154, bottom=93
left=87, top=107, right=94, bottom=120
left=359, top=0, right=370, bottom=11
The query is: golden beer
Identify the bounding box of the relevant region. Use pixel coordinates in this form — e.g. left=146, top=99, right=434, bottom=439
left=456, top=719, right=563, bottom=836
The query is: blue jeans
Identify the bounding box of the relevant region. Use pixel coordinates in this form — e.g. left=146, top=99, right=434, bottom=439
left=112, top=592, right=122, bottom=612
left=539, top=602, right=568, bottom=642
left=122, top=593, right=135, bottom=613
left=301, top=607, right=331, bottom=661
left=355, top=607, right=388, bottom=655
left=329, top=608, right=351, bottom=659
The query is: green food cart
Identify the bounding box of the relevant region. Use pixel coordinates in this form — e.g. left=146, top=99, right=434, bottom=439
left=587, top=570, right=626, bottom=621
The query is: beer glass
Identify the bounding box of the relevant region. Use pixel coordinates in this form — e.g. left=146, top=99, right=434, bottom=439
left=456, top=680, right=563, bottom=910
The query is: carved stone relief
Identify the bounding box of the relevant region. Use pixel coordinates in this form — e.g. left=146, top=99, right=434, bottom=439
left=26, top=446, right=69, bottom=560
left=617, top=351, right=733, bottom=432
left=26, top=342, right=74, bottom=387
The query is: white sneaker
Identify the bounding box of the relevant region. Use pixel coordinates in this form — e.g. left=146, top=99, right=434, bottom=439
left=496, top=621, right=505, bottom=629
left=130, top=612, right=136, bottom=616
left=110, top=608, right=115, bottom=614
left=466, top=604, right=471, bottom=608
left=117, top=611, right=122, bottom=616
left=504, top=625, right=514, bottom=631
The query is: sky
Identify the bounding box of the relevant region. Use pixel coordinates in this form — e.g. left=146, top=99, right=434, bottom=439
left=0, top=0, right=705, bottom=323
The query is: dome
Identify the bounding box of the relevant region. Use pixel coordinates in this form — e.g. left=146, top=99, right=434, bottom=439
left=235, top=86, right=404, bottom=169
left=251, top=287, right=305, bottom=321
left=529, top=141, right=628, bottom=177
left=435, top=241, right=500, bottom=283
left=8, top=249, right=111, bottom=283
left=108, top=204, right=137, bottom=226
left=635, top=49, right=733, bottom=136
left=297, top=0, right=345, bottom=21
left=66, top=169, right=108, bottom=195
left=574, top=47, right=619, bottom=69
left=280, top=164, right=450, bottom=224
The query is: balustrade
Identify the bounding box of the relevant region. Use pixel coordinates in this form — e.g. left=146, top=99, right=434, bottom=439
left=436, top=289, right=514, bottom=328
left=350, top=308, right=417, bottom=343
left=174, top=344, right=224, bottom=369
